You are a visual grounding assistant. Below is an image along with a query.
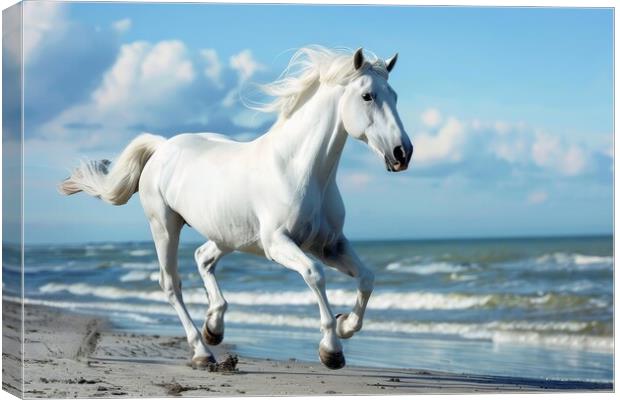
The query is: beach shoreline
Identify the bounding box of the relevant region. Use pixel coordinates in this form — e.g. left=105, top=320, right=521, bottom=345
left=2, top=299, right=613, bottom=398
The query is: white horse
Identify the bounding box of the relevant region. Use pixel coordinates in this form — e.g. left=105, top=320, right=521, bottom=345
left=60, top=47, right=413, bottom=370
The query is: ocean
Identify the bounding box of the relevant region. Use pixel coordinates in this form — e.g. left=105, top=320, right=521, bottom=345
left=3, top=235, right=613, bottom=382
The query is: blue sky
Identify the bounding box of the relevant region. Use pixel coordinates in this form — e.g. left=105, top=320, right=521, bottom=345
left=12, top=1, right=613, bottom=243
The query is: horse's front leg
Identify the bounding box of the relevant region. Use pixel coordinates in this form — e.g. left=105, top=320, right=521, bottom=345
left=195, top=241, right=230, bottom=345
left=317, top=237, right=375, bottom=340
left=266, top=232, right=345, bottom=370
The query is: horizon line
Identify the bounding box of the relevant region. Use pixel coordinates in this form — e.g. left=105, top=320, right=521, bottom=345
left=10, top=231, right=614, bottom=247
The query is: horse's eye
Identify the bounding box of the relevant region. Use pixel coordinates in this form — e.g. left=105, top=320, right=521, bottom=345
left=362, top=93, right=373, bottom=102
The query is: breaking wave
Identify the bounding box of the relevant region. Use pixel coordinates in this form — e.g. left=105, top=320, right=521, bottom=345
left=38, top=283, right=608, bottom=311
left=535, top=253, right=613, bottom=270
left=119, top=270, right=159, bottom=283
left=128, top=249, right=153, bottom=257
left=7, top=296, right=612, bottom=353
left=385, top=261, right=468, bottom=275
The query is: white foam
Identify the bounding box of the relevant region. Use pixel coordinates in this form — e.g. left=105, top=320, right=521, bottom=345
left=8, top=295, right=611, bottom=353
left=128, top=249, right=153, bottom=257
left=6, top=296, right=174, bottom=318
left=449, top=273, right=477, bottom=282
left=2, top=264, right=21, bottom=273
left=490, top=331, right=612, bottom=352
left=119, top=270, right=159, bottom=283
left=120, top=261, right=159, bottom=270
left=535, top=253, right=613, bottom=269
left=556, top=280, right=596, bottom=293
left=85, top=244, right=117, bottom=250
left=85, top=249, right=99, bottom=257
left=84, top=244, right=116, bottom=256
left=386, top=261, right=467, bottom=275
left=107, top=311, right=159, bottom=324
left=40, top=283, right=165, bottom=302
left=223, top=311, right=613, bottom=352
left=39, top=283, right=501, bottom=310
left=40, top=282, right=605, bottom=311
left=572, top=254, right=613, bottom=266
left=21, top=265, right=69, bottom=273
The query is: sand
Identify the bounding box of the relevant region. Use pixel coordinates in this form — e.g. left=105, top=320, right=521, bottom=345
left=2, top=300, right=613, bottom=398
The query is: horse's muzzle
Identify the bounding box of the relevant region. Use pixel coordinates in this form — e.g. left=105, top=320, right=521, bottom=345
left=385, top=145, right=412, bottom=172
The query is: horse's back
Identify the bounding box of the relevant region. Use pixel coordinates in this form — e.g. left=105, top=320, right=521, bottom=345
left=139, top=132, right=261, bottom=248
left=150, top=132, right=252, bottom=174
left=168, top=132, right=240, bottom=151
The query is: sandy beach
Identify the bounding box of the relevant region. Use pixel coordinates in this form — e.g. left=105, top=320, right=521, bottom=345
left=1, top=299, right=612, bottom=398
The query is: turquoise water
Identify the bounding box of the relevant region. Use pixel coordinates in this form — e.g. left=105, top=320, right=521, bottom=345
left=4, top=235, right=613, bottom=382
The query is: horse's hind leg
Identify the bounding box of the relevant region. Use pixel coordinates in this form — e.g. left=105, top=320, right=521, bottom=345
left=147, top=206, right=215, bottom=367
left=195, top=241, right=230, bottom=345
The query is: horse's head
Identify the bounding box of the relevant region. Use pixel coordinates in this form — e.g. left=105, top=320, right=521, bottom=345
left=340, top=48, right=413, bottom=172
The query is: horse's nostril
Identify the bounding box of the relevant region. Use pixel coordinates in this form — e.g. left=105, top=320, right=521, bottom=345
left=393, top=146, right=406, bottom=163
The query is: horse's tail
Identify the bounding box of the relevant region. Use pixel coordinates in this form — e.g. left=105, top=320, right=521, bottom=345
left=59, top=133, right=166, bottom=205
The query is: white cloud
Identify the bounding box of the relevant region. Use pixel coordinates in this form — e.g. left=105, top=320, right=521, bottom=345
left=531, top=133, right=559, bottom=168
left=91, top=40, right=195, bottom=109
left=112, top=18, right=132, bottom=34
left=414, top=117, right=466, bottom=165
left=42, top=40, right=196, bottom=145
left=493, top=121, right=511, bottom=135
left=23, top=1, right=66, bottom=62
left=559, top=146, right=587, bottom=176
left=230, top=49, right=264, bottom=82
left=420, top=108, right=442, bottom=128
left=490, top=137, right=528, bottom=164
left=32, top=34, right=275, bottom=150
left=222, top=88, right=240, bottom=107
left=527, top=190, right=549, bottom=205
left=407, top=109, right=607, bottom=180
left=220, top=50, right=265, bottom=107
left=201, top=48, right=223, bottom=87
left=531, top=133, right=588, bottom=176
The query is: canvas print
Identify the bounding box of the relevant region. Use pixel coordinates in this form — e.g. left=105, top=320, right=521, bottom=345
left=2, top=0, right=614, bottom=398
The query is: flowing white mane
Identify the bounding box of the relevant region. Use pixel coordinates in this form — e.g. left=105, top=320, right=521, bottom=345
left=256, top=46, right=389, bottom=118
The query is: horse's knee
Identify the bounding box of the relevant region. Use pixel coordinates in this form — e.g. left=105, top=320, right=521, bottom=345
left=194, top=242, right=219, bottom=272
left=161, top=285, right=177, bottom=304
left=159, top=275, right=181, bottom=303
left=302, top=263, right=326, bottom=288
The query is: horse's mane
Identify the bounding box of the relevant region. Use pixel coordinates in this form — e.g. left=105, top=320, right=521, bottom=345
left=253, top=46, right=389, bottom=118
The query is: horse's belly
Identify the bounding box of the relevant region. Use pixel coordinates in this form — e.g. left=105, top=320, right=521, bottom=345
left=179, top=193, right=260, bottom=249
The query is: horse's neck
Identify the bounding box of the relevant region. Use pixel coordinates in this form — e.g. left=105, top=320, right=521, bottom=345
left=265, top=85, right=347, bottom=191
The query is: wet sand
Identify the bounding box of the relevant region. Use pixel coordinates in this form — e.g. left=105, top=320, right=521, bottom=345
left=2, top=300, right=613, bottom=397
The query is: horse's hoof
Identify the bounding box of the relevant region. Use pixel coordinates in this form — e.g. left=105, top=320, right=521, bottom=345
left=319, top=348, right=346, bottom=370
left=191, top=354, right=216, bottom=369
left=203, top=325, right=224, bottom=345
left=335, top=313, right=354, bottom=339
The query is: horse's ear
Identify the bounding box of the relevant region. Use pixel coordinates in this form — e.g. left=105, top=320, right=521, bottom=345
left=386, top=53, right=398, bottom=73
left=353, top=48, right=364, bottom=70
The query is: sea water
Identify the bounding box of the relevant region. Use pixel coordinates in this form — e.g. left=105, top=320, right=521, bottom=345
left=4, top=235, right=613, bottom=382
